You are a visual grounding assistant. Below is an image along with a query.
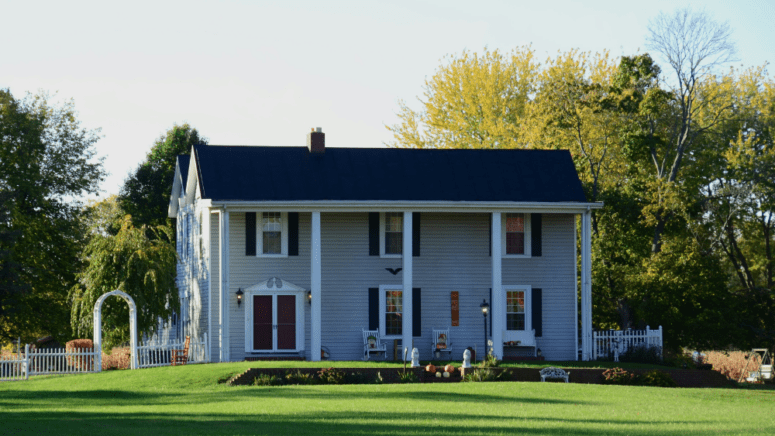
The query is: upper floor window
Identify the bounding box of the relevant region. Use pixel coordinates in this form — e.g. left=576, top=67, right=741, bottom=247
left=502, top=213, right=531, bottom=257
left=381, top=212, right=403, bottom=257
left=257, top=212, right=288, bottom=257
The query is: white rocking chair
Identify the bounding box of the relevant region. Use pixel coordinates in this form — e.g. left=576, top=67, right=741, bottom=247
left=362, top=328, right=386, bottom=361
left=431, top=328, right=452, bottom=359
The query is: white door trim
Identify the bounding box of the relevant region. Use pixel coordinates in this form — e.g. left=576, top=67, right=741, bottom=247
left=243, top=278, right=306, bottom=353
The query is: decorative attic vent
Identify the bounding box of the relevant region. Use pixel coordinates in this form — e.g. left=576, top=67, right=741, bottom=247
left=307, top=127, right=324, bottom=153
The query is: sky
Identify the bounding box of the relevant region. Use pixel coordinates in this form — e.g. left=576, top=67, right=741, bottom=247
left=2, top=0, right=773, bottom=197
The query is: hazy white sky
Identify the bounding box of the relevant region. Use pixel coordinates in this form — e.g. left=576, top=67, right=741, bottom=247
left=3, top=0, right=773, bottom=196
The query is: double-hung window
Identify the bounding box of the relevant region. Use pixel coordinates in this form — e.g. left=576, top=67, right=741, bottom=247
left=379, top=285, right=403, bottom=337
left=257, top=212, right=288, bottom=257
left=502, top=213, right=531, bottom=257
left=380, top=212, right=403, bottom=257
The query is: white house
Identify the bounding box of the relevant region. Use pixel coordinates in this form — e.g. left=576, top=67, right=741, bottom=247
left=168, top=128, right=602, bottom=362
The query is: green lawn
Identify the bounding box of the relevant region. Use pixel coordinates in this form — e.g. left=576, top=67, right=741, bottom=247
left=1, top=362, right=773, bottom=435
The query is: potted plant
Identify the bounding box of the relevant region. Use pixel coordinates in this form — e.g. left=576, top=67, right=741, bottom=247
left=367, top=335, right=377, bottom=348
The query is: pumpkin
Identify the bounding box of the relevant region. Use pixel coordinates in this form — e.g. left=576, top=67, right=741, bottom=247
left=425, top=364, right=436, bottom=373
left=443, top=371, right=450, bottom=378
left=444, top=364, right=455, bottom=373
left=435, top=372, right=442, bottom=378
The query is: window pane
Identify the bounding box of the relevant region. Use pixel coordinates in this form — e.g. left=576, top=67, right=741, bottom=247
left=263, top=232, right=281, bottom=254
left=507, top=313, right=525, bottom=331
left=263, top=212, right=281, bottom=232
left=385, top=232, right=402, bottom=254
left=506, top=214, right=524, bottom=232
left=506, top=233, right=524, bottom=254
left=385, top=213, right=403, bottom=232
left=385, top=290, right=402, bottom=335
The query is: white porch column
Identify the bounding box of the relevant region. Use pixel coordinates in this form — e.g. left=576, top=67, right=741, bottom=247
left=491, top=212, right=503, bottom=359
left=402, top=211, right=413, bottom=359
left=311, top=211, right=322, bottom=361
left=219, top=209, right=230, bottom=362
left=580, top=209, right=593, bottom=361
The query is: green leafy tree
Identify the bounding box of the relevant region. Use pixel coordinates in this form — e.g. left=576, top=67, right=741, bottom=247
left=69, top=198, right=178, bottom=349
left=386, top=47, right=538, bottom=149
left=0, top=89, right=104, bottom=344
left=118, top=123, right=207, bottom=230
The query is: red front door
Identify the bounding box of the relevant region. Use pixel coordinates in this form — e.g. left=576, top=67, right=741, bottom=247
left=253, top=295, right=273, bottom=350
left=276, top=295, right=296, bottom=350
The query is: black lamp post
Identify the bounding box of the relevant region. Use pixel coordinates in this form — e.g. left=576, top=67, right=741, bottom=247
left=236, top=288, right=244, bottom=307
left=480, top=299, right=489, bottom=362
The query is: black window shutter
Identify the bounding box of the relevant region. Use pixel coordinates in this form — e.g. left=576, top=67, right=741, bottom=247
left=412, top=212, right=421, bottom=257
left=368, top=288, right=379, bottom=330
left=532, top=288, right=542, bottom=337
left=412, top=288, right=421, bottom=337
left=288, top=212, right=299, bottom=256
left=531, top=213, right=542, bottom=257
left=368, top=212, right=379, bottom=256
left=245, top=212, right=256, bottom=256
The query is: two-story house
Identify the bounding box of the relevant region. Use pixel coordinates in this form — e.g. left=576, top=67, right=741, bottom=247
left=168, top=128, right=601, bottom=362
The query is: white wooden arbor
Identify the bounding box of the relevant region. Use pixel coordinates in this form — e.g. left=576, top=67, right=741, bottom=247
left=93, top=290, right=139, bottom=371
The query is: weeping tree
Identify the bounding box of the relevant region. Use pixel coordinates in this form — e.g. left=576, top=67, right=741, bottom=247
left=69, top=202, right=178, bottom=349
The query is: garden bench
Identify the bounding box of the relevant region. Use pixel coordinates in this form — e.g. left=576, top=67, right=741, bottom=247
left=539, top=366, right=570, bottom=383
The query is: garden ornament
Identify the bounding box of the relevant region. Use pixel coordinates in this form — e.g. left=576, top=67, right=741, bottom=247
left=462, top=349, right=472, bottom=368
left=411, top=347, right=420, bottom=367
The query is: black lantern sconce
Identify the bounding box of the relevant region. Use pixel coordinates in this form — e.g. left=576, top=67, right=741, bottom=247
left=307, top=290, right=312, bottom=305
left=537, top=348, right=542, bottom=358
left=236, top=288, right=244, bottom=307
left=480, top=299, right=489, bottom=362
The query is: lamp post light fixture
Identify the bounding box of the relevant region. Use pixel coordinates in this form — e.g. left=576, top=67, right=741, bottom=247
left=480, top=299, right=489, bottom=362
left=236, top=288, right=244, bottom=307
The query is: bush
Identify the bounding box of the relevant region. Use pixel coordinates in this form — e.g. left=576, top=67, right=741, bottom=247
left=398, top=370, right=418, bottom=383
left=702, top=351, right=761, bottom=381
left=253, top=373, right=284, bottom=386
left=102, top=347, right=131, bottom=371
left=481, top=349, right=500, bottom=368
left=641, top=370, right=677, bottom=387
left=285, top=369, right=316, bottom=385
left=619, top=344, right=663, bottom=365
left=463, top=368, right=509, bottom=382
left=65, top=339, right=94, bottom=370
left=602, top=367, right=639, bottom=385
left=317, top=367, right=346, bottom=385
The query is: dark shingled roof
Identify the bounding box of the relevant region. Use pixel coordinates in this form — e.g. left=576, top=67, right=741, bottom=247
left=192, top=145, right=588, bottom=203
left=178, top=155, right=190, bottom=190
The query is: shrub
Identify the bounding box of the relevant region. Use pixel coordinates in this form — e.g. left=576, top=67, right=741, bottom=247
left=65, top=339, right=94, bottom=370
left=481, top=349, right=500, bottom=368
left=641, top=370, right=677, bottom=387
left=317, top=367, right=345, bottom=385
left=398, top=370, right=418, bottom=383
left=285, top=369, right=316, bottom=385
left=619, top=344, right=663, bottom=365
left=463, top=368, right=509, bottom=382
left=253, top=373, right=284, bottom=386
left=602, top=367, right=639, bottom=385
left=703, top=351, right=761, bottom=381
left=102, top=347, right=131, bottom=371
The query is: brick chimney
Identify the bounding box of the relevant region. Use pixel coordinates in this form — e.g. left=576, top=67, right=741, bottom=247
left=307, top=127, right=324, bottom=153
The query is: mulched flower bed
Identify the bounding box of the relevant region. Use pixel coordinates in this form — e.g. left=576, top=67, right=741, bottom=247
left=229, top=366, right=733, bottom=388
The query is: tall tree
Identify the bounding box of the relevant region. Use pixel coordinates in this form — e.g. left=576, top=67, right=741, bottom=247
left=70, top=198, right=178, bottom=349
left=118, top=123, right=207, bottom=230
left=644, top=7, right=737, bottom=253
left=385, top=47, right=538, bottom=149
left=0, top=89, right=104, bottom=343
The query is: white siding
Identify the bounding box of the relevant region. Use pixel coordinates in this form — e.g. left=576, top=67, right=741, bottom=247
left=218, top=212, right=577, bottom=361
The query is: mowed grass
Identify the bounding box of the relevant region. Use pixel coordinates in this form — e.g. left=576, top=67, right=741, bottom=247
left=1, top=361, right=773, bottom=436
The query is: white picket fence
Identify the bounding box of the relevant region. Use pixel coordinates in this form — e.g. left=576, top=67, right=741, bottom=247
left=592, top=326, right=663, bottom=361
left=137, top=333, right=209, bottom=369
left=1, top=345, right=100, bottom=381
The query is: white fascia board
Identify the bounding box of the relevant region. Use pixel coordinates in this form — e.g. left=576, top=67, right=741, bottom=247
left=168, top=164, right=185, bottom=218
left=208, top=200, right=604, bottom=214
